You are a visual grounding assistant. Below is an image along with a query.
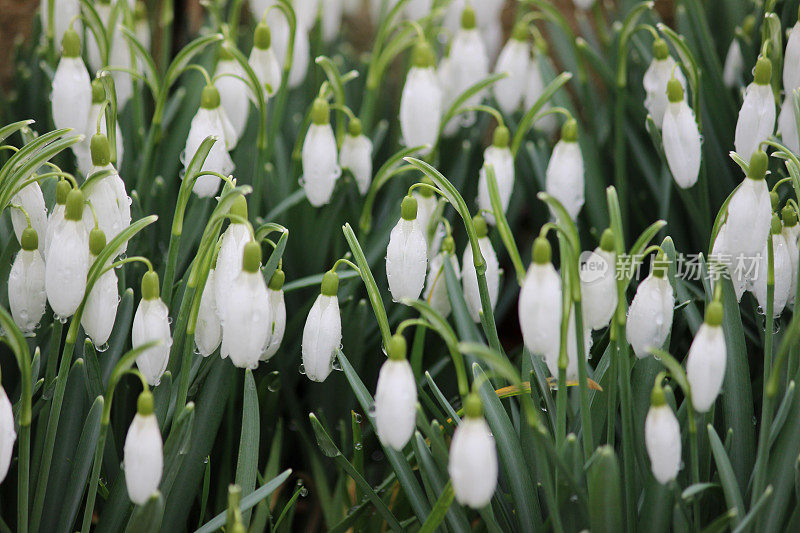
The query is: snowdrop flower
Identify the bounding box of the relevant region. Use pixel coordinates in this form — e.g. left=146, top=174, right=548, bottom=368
left=645, top=378, right=681, bottom=484
left=751, top=215, right=793, bottom=316
left=302, top=98, right=340, bottom=206
left=41, top=0, right=81, bottom=46
left=734, top=56, right=775, bottom=159
left=686, top=301, right=726, bottom=413
left=777, top=95, right=799, bottom=154
left=662, top=78, right=701, bottom=188
left=545, top=119, right=585, bottom=220
left=321, top=0, right=343, bottom=43
left=581, top=229, right=618, bottom=330
left=786, top=18, right=800, bottom=91
left=8, top=227, right=46, bottom=335
left=249, top=22, right=282, bottom=99
left=723, top=39, right=744, bottom=88
left=374, top=335, right=417, bottom=450
left=519, top=237, right=562, bottom=356
left=221, top=242, right=271, bottom=369
left=524, top=52, right=557, bottom=135
left=543, top=309, right=592, bottom=381
left=626, top=254, right=674, bottom=359
left=182, top=85, right=237, bottom=198
left=46, top=189, right=89, bottom=319
left=424, top=237, right=460, bottom=318
left=643, top=39, right=686, bottom=128
left=75, top=80, right=124, bottom=175
left=81, top=228, right=119, bottom=347
left=462, top=216, right=499, bottom=322
left=265, top=7, right=310, bottom=88
left=386, top=195, right=427, bottom=301
left=782, top=206, right=800, bottom=304
left=195, top=268, right=222, bottom=357
left=493, top=23, right=531, bottom=114
left=302, top=270, right=342, bottom=382
left=477, top=126, right=514, bottom=225
left=132, top=271, right=172, bottom=386
left=413, top=181, right=439, bottom=246
left=399, top=40, right=441, bottom=154
left=214, top=195, right=251, bottom=321
left=9, top=181, right=47, bottom=256
left=44, top=180, right=71, bottom=261
left=123, top=391, right=163, bottom=505
left=405, top=0, right=432, bottom=19
left=0, top=378, right=15, bottom=484
left=340, top=119, right=373, bottom=195
left=134, top=2, right=151, bottom=52
left=262, top=269, right=287, bottom=361
left=51, top=28, right=91, bottom=136
left=574, top=0, right=595, bottom=9
left=448, top=393, right=498, bottom=508
left=214, top=48, right=250, bottom=143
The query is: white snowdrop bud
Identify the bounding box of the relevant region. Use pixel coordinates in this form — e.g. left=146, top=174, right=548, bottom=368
left=214, top=50, right=250, bottom=143
left=424, top=237, right=460, bottom=318
left=195, top=268, right=222, bottom=357
left=374, top=335, right=417, bottom=450
left=221, top=242, right=271, bottom=369
left=493, top=24, right=531, bottom=114
left=46, top=189, right=89, bottom=319
left=462, top=216, right=499, bottom=323
left=340, top=119, right=373, bottom=195
left=0, top=380, right=15, bottom=484
left=751, top=215, right=793, bottom=317
left=387, top=195, right=428, bottom=302
left=524, top=53, right=558, bottom=135
left=543, top=308, right=592, bottom=381
left=626, top=255, right=674, bottom=359
left=581, top=229, right=618, bottom=330
left=734, top=57, right=775, bottom=159
left=81, top=228, right=119, bottom=347
left=265, top=8, right=310, bottom=88
left=645, top=378, right=681, bottom=484
left=45, top=180, right=71, bottom=261
left=519, top=237, right=562, bottom=356
left=723, top=39, right=744, bottom=88
left=183, top=85, right=237, bottom=198
left=262, top=270, right=287, bottom=361
left=413, top=183, right=441, bottom=252
left=321, top=0, right=343, bottom=43
left=294, top=0, right=319, bottom=30
left=781, top=206, right=800, bottom=304
left=662, top=78, right=701, bottom=189
left=785, top=21, right=800, bottom=91
left=41, top=0, right=81, bottom=46
left=52, top=29, right=91, bottom=136
left=134, top=2, right=151, bottom=52
left=405, top=0, right=432, bottom=19
left=643, top=39, right=686, bottom=128
left=400, top=41, right=441, bottom=154
left=778, top=95, right=800, bottom=154
left=711, top=223, right=748, bottom=301
left=449, top=393, right=498, bottom=508
left=214, top=196, right=251, bottom=323
left=75, top=80, right=124, bottom=175
left=8, top=227, right=46, bottom=335
left=123, top=391, right=163, bottom=505
left=132, top=271, right=172, bottom=386
left=545, top=119, right=585, bottom=220
left=10, top=181, right=47, bottom=256
left=686, top=302, right=726, bottom=413
left=477, top=127, right=514, bottom=225
left=249, top=23, right=282, bottom=99
left=302, top=98, right=340, bottom=207
left=302, top=270, right=342, bottom=382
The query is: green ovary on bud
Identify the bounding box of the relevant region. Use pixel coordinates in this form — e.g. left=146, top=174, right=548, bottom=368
left=21, top=227, right=38, bottom=251
left=348, top=118, right=362, bottom=137
left=532, top=237, right=551, bottom=264
left=254, top=22, right=271, bottom=50
left=600, top=228, right=615, bottom=252
left=754, top=56, right=772, bottom=85
left=653, top=38, right=669, bottom=61
left=460, top=5, right=476, bottom=30
left=230, top=194, right=248, bottom=219
left=473, top=215, right=488, bottom=238
left=652, top=250, right=668, bottom=278
left=783, top=205, right=798, bottom=227
left=321, top=270, right=339, bottom=296
left=401, top=195, right=418, bottom=221
left=91, top=134, right=111, bottom=167
left=91, top=79, right=105, bottom=103
left=747, top=150, right=768, bottom=180
left=666, top=78, right=684, bottom=103
left=511, top=21, right=528, bottom=42
left=387, top=334, right=407, bottom=361
left=64, top=189, right=84, bottom=221
left=269, top=269, right=285, bottom=290
left=770, top=191, right=780, bottom=211
left=200, top=85, right=221, bottom=109
left=492, top=126, right=510, bottom=148
left=62, top=28, right=81, bottom=57
left=242, top=241, right=262, bottom=273
left=442, top=235, right=455, bottom=254
left=137, top=390, right=154, bottom=416
left=311, top=98, right=330, bottom=125
left=771, top=213, right=782, bottom=235
left=56, top=180, right=71, bottom=205
left=464, top=392, right=483, bottom=418
left=704, top=301, right=723, bottom=327
left=89, top=227, right=107, bottom=256
left=561, top=118, right=578, bottom=142
left=218, top=45, right=235, bottom=61
left=141, top=270, right=160, bottom=300
left=411, top=40, right=435, bottom=68
left=650, top=376, right=667, bottom=407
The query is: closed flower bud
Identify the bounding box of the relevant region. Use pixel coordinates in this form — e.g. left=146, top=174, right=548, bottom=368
left=214, top=51, right=250, bottom=143
left=626, top=258, right=674, bottom=359
left=387, top=196, right=428, bottom=302
left=543, top=309, right=592, bottom=381
left=374, top=335, right=417, bottom=450
left=9, top=227, right=46, bottom=335
left=545, top=119, right=585, bottom=219
left=302, top=270, right=342, bottom=382
left=645, top=378, right=681, bottom=484
left=462, top=216, right=499, bottom=322
left=424, top=237, right=460, bottom=318
left=263, top=7, right=310, bottom=88
left=400, top=41, right=441, bottom=154
left=524, top=54, right=557, bottom=135
left=214, top=196, right=251, bottom=322
left=686, top=302, right=726, bottom=413
left=46, top=189, right=89, bottom=319
left=262, top=269, right=287, bottom=361
left=778, top=95, right=800, bottom=154
left=581, top=229, right=618, bottom=330
left=493, top=24, right=531, bottom=114
left=81, top=228, right=119, bottom=346
left=734, top=57, right=776, bottom=159
left=448, top=393, right=498, bottom=508
left=302, top=98, right=340, bottom=206
left=477, top=127, right=514, bottom=224
left=249, top=23, right=282, bottom=98
left=124, top=391, right=163, bottom=505
left=752, top=215, right=793, bottom=316
left=10, top=182, right=47, bottom=256
left=643, top=39, right=686, bottom=128
left=340, top=120, right=373, bottom=195
left=0, top=382, right=15, bottom=483
left=195, top=269, right=222, bottom=357
left=52, top=29, right=91, bottom=135
left=785, top=21, right=800, bottom=91
left=133, top=271, right=172, bottom=386
left=412, top=182, right=442, bottom=254
left=75, top=80, right=124, bottom=174
left=519, top=237, right=562, bottom=355
left=662, top=78, right=701, bottom=188
left=723, top=39, right=744, bottom=88
left=782, top=206, right=800, bottom=304
left=45, top=180, right=71, bottom=260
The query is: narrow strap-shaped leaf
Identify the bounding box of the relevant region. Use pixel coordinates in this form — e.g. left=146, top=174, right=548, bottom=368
left=125, top=492, right=165, bottom=533
left=707, top=424, right=745, bottom=526
left=235, top=370, right=260, bottom=525
left=0, top=119, right=34, bottom=145
left=587, top=445, right=623, bottom=533
left=418, top=481, right=455, bottom=533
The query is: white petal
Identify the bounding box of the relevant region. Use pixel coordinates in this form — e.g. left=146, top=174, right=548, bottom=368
left=0, top=387, right=16, bottom=483
left=52, top=57, right=92, bottom=134
left=545, top=140, right=585, bottom=219
left=132, top=299, right=172, bottom=386
left=386, top=218, right=428, bottom=302
left=214, top=224, right=251, bottom=321
left=302, top=124, right=340, bottom=206
left=448, top=418, right=498, bottom=508
left=340, top=134, right=373, bottom=195
left=123, top=413, right=163, bottom=505
left=580, top=249, right=618, bottom=330
left=626, top=275, right=674, bottom=358
left=424, top=252, right=460, bottom=318
left=734, top=83, right=776, bottom=159
left=221, top=271, right=271, bottom=369
left=261, top=288, right=286, bottom=360
left=645, top=405, right=681, bottom=484
left=46, top=220, right=89, bottom=318
left=81, top=264, right=119, bottom=346
left=374, top=359, right=417, bottom=450
left=477, top=146, right=515, bottom=224
left=10, top=182, right=48, bottom=256
left=196, top=270, right=222, bottom=357
left=400, top=67, right=441, bottom=153
left=9, top=250, right=47, bottom=335
left=462, top=238, right=499, bottom=322
left=214, top=59, right=251, bottom=142
left=686, top=324, right=726, bottom=412
left=519, top=263, right=562, bottom=355
left=302, top=295, right=341, bottom=382
left=662, top=101, right=701, bottom=188
left=493, top=39, right=530, bottom=114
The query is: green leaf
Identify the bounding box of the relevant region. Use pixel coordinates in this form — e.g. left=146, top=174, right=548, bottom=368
left=587, top=445, right=623, bottom=533
left=125, top=492, right=165, bottom=533
left=707, top=424, right=745, bottom=526
left=0, top=119, right=34, bottom=144
left=418, top=481, right=455, bottom=533
left=235, top=370, right=260, bottom=525
left=512, top=72, right=573, bottom=156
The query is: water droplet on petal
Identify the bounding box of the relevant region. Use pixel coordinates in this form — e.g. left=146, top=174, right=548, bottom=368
left=298, top=364, right=306, bottom=375
left=96, top=342, right=109, bottom=353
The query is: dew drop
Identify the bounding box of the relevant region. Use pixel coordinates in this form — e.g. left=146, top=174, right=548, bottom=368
left=332, top=359, right=342, bottom=372
left=756, top=306, right=765, bottom=316
left=96, top=342, right=110, bottom=353
left=752, top=416, right=758, bottom=426
left=298, top=364, right=306, bottom=375
left=367, top=404, right=376, bottom=417
left=267, top=371, right=281, bottom=392
left=299, top=487, right=308, bottom=497
left=353, top=413, right=362, bottom=423
left=167, top=317, right=173, bottom=325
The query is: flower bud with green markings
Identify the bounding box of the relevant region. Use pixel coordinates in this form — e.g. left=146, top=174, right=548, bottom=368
left=249, top=22, right=282, bottom=99
left=8, top=226, right=46, bottom=335
left=386, top=195, right=427, bottom=302
left=374, top=334, right=417, bottom=450
left=662, top=76, right=701, bottom=189
left=734, top=56, right=776, bottom=159
left=123, top=390, right=163, bottom=505
left=51, top=27, right=91, bottom=137
left=340, top=118, right=374, bottom=195
left=302, top=98, right=341, bottom=207
left=627, top=251, right=674, bottom=359
left=132, top=270, right=173, bottom=386
left=545, top=118, right=585, bottom=220
left=462, top=215, right=499, bottom=322
left=519, top=236, right=563, bottom=361
left=448, top=393, right=498, bottom=508
left=643, top=38, right=686, bottom=128
left=400, top=39, right=441, bottom=154
left=302, top=270, right=342, bottom=382
left=686, top=301, right=726, bottom=413
left=580, top=228, right=619, bottom=330
left=45, top=189, right=89, bottom=319
left=81, top=227, right=119, bottom=347
left=645, top=377, right=681, bottom=484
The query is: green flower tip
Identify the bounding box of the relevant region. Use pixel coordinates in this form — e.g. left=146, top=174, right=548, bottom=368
left=754, top=56, right=772, bottom=85
left=230, top=523, right=246, bottom=533
left=201, top=85, right=221, bottom=109
left=387, top=334, right=407, bottom=361
left=650, top=377, right=667, bottom=407
left=651, top=251, right=668, bottom=278
left=91, top=133, right=111, bottom=167
left=137, top=390, right=154, bottom=416
left=230, top=194, right=248, bottom=219
left=311, top=98, right=330, bottom=125
left=532, top=236, right=551, bottom=265
left=666, top=78, right=684, bottom=103
left=461, top=5, right=477, bottom=30
left=141, top=270, right=160, bottom=300
left=21, top=227, right=38, bottom=252
left=771, top=213, right=782, bottom=235
left=321, top=270, right=339, bottom=297
left=64, top=189, right=84, bottom=221
left=782, top=205, right=798, bottom=227
left=600, top=228, right=615, bottom=252
left=473, top=214, right=488, bottom=238
left=704, top=301, right=723, bottom=327
left=62, top=28, right=81, bottom=57
left=56, top=179, right=71, bottom=205
left=242, top=242, right=262, bottom=273
left=89, top=227, right=107, bottom=256
left=492, top=125, right=510, bottom=148
left=464, top=393, right=483, bottom=418
left=219, top=45, right=235, bottom=61
left=91, top=79, right=105, bottom=103
left=561, top=118, right=578, bottom=142
left=418, top=177, right=435, bottom=197
left=742, top=15, right=756, bottom=37
left=442, top=235, right=455, bottom=254
left=269, top=269, right=285, bottom=291
left=411, top=39, right=435, bottom=68
left=653, top=38, right=669, bottom=60
left=134, top=1, right=147, bottom=21
left=348, top=118, right=363, bottom=137
left=255, top=22, right=272, bottom=50
left=401, top=195, right=418, bottom=221
left=747, top=150, right=768, bottom=180
left=512, top=21, right=528, bottom=41
left=770, top=190, right=780, bottom=211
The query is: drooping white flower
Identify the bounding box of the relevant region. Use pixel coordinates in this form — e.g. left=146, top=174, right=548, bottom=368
left=41, top=0, right=81, bottom=46
left=123, top=391, right=163, bottom=505
left=265, top=7, right=310, bottom=88
left=249, top=23, right=282, bottom=99
left=214, top=52, right=250, bottom=143
left=645, top=380, right=681, bottom=484
left=9, top=181, right=47, bottom=256
left=0, top=383, right=15, bottom=484
left=751, top=216, right=793, bottom=317
left=81, top=229, right=119, bottom=347
left=302, top=98, right=340, bottom=206
left=413, top=184, right=439, bottom=244
left=686, top=301, right=726, bottom=413
left=545, top=119, right=585, bottom=220
left=723, top=39, right=744, bottom=88
left=75, top=80, right=124, bottom=175
left=626, top=261, right=674, bottom=359
left=785, top=21, right=800, bottom=91
left=424, top=237, right=460, bottom=318
left=214, top=196, right=251, bottom=322
left=132, top=271, right=172, bottom=386
left=643, top=39, right=686, bottom=128
left=321, top=0, right=343, bottom=43
left=662, top=79, right=701, bottom=189
left=581, top=229, right=618, bottom=330
left=302, top=270, right=342, bottom=382
left=493, top=24, right=531, bottom=115
left=340, top=120, right=373, bottom=195
left=782, top=206, right=800, bottom=304
left=52, top=29, right=91, bottom=137
left=262, top=270, right=287, bottom=361
left=711, top=223, right=748, bottom=301
left=477, top=127, right=514, bottom=225
left=182, top=85, right=237, bottom=198
left=386, top=195, right=428, bottom=302
left=374, top=335, right=417, bottom=450
left=8, top=227, right=46, bottom=335
left=524, top=54, right=557, bottom=135
left=462, top=216, right=499, bottom=323
left=448, top=394, right=498, bottom=508
left=778, top=95, right=800, bottom=154
left=399, top=41, right=441, bottom=154
left=294, top=0, right=319, bottom=30
left=519, top=237, right=562, bottom=356
left=543, top=308, right=592, bottom=381
left=44, top=180, right=71, bottom=261
left=220, top=242, right=271, bottom=369
left=195, top=269, right=222, bottom=357
left=734, top=57, right=776, bottom=159
left=46, top=189, right=89, bottom=319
